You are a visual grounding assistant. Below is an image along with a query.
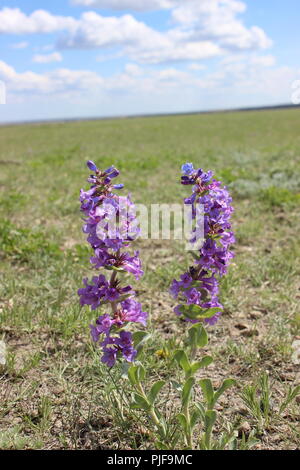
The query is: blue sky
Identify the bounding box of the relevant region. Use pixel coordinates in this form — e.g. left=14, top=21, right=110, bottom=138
left=0, top=0, right=299, bottom=122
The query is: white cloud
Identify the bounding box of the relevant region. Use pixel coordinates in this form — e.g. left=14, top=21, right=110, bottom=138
left=171, top=0, right=272, bottom=51
left=0, top=60, right=103, bottom=95
left=56, top=11, right=223, bottom=63
left=57, top=11, right=160, bottom=49
left=0, top=58, right=298, bottom=120
left=32, top=52, right=63, bottom=64
left=61, top=2, right=272, bottom=62
left=129, top=41, right=222, bottom=64
left=0, top=8, right=76, bottom=34
left=221, top=54, right=276, bottom=69
left=188, top=63, right=207, bottom=71
left=124, top=63, right=143, bottom=76
left=202, top=55, right=296, bottom=101
left=171, top=0, right=246, bottom=25
left=0, top=4, right=296, bottom=122
left=11, top=41, right=29, bottom=49
left=0, top=6, right=272, bottom=65
left=250, top=55, right=276, bottom=67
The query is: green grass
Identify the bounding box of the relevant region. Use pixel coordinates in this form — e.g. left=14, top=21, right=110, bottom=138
left=0, top=108, right=300, bottom=449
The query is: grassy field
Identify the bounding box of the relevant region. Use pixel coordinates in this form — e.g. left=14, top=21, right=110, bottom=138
left=0, top=108, right=299, bottom=450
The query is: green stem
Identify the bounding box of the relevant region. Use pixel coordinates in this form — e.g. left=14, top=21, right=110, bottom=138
left=136, top=381, right=166, bottom=439
left=107, top=369, right=160, bottom=447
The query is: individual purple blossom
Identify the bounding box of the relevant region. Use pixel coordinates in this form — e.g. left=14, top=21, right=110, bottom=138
left=182, top=163, right=194, bottom=175
left=90, top=314, right=113, bottom=342
left=118, top=298, right=147, bottom=326
left=78, top=161, right=147, bottom=367
left=99, top=331, right=137, bottom=367
left=179, top=273, right=193, bottom=288
left=87, top=160, right=98, bottom=172
left=105, top=288, right=120, bottom=302
left=171, top=163, right=234, bottom=326
left=121, top=251, right=143, bottom=280
left=101, top=346, right=117, bottom=367
left=116, top=331, right=137, bottom=362
left=78, top=275, right=109, bottom=310
left=184, top=288, right=201, bottom=305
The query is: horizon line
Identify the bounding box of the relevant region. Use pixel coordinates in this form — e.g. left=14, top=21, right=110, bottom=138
left=0, top=102, right=299, bottom=127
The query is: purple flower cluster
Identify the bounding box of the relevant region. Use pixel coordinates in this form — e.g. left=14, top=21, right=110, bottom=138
left=170, top=163, right=235, bottom=326
left=78, top=161, right=147, bottom=367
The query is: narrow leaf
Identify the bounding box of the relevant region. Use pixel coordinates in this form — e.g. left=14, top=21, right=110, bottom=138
left=136, top=364, right=146, bottom=382
left=199, top=378, right=214, bottom=408
left=127, top=365, right=138, bottom=385
left=177, top=413, right=188, bottom=433
left=182, top=377, right=195, bottom=408
left=190, top=356, right=213, bottom=374
left=190, top=407, right=202, bottom=429
left=173, top=349, right=191, bottom=373
left=213, top=379, right=236, bottom=407
left=148, top=381, right=166, bottom=405
left=131, top=393, right=150, bottom=411
left=195, top=402, right=206, bottom=422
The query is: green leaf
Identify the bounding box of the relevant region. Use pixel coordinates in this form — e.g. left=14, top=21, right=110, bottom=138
left=190, top=356, right=213, bottom=374
left=127, top=365, right=139, bottom=385
left=213, top=379, right=236, bottom=406
left=131, top=393, right=150, bottom=411
left=177, top=413, right=188, bottom=433
left=195, top=402, right=206, bottom=422
left=136, top=364, right=146, bottom=382
left=188, top=323, right=208, bottom=348
left=188, top=326, right=198, bottom=349
left=179, top=304, right=221, bottom=320
left=153, top=410, right=167, bottom=437
left=182, top=377, right=195, bottom=408
left=132, top=331, right=151, bottom=358
left=190, top=407, right=202, bottom=429
left=132, top=331, right=151, bottom=348
left=173, top=350, right=191, bottom=373
left=127, top=364, right=146, bottom=385
left=199, top=378, right=214, bottom=408
left=148, top=381, right=166, bottom=405
left=197, top=325, right=208, bottom=348
left=279, top=385, right=300, bottom=414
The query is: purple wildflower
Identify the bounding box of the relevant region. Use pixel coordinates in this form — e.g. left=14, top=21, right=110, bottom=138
left=78, top=161, right=147, bottom=367
left=170, top=163, right=235, bottom=326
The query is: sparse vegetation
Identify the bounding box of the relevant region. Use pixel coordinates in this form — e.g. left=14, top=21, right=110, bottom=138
left=0, top=108, right=299, bottom=449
